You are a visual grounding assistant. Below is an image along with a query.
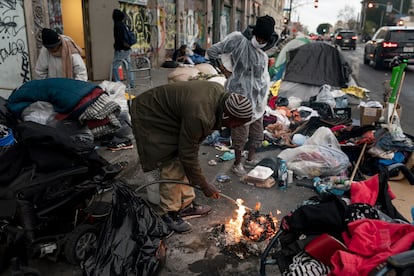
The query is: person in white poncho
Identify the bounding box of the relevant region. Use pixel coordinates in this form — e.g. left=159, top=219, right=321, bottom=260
left=206, top=15, right=276, bottom=176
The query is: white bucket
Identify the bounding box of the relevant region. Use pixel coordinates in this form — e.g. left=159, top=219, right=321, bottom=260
left=144, top=170, right=160, bottom=205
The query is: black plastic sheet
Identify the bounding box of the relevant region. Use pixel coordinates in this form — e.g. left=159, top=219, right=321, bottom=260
left=83, top=181, right=171, bottom=276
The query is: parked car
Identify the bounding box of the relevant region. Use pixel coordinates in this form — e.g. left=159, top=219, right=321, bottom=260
left=364, top=26, right=414, bottom=69
left=333, top=30, right=357, bottom=50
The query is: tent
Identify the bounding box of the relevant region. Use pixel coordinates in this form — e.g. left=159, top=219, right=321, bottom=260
left=269, top=36, right=310, bottom=81
left=283, top=42, right=351, bottom=88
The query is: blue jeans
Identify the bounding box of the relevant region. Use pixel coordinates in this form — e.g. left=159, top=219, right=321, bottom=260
left=112, top=49, right=134, bottom=87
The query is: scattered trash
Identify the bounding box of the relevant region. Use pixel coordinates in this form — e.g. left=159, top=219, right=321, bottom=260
left=219, top=151, right=235, bottom=161
left=215, top=144, right=232, bottom=151
left=208, top=159, right=218, bottom=166
left=217, top=174, right=231, bottom=183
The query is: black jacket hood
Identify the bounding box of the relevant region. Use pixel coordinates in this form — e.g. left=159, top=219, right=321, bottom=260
left=113, top=9, right=125, bottom=22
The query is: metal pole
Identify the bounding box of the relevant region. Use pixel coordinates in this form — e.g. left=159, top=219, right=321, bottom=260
left=288, top=0, right=293, bottom=23
left=361, top=2, right=367, bottom=34
left=400, top=0, right=404, bottom=14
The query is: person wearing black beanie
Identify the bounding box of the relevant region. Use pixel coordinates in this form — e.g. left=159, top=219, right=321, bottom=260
left=35, top=28, right=87, bottom=81
left=206, top=15, right=276, bottom=177
left=41, top=28, right=62, bottom=48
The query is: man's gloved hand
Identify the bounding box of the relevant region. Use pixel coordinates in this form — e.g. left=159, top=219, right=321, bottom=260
left=201, top=182, right=221, bottom=199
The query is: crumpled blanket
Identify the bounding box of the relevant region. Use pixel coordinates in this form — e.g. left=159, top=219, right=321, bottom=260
left=79, top=93, right=121, bottom=138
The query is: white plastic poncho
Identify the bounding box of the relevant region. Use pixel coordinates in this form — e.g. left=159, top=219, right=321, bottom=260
left=207, top=32, right=270, bottom=121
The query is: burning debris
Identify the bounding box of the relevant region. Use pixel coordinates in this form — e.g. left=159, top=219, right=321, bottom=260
left=242, top=209, right=277, bottom=242
left=209, top=199, right=280, bottom=259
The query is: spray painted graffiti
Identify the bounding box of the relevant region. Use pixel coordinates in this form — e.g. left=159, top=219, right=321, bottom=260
left=163, top=3, right=175, bottom=50
left=0, top=0, right=30, bottom=90
left=47, top=0, right=63, bottom=34
left=220, top=8, right=230, bottom=41
left=195, top=10, right=205, bottom=45
left=121, top=3, right=151, bottom=51
left=179, top=8, right=205, bottom=49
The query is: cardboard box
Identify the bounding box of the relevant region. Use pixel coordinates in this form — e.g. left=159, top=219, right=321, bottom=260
left=360, top=102, right=401, bottom=126
left=360, top=105, right=383, bottom=126
left=241, top=175, right=276, bottom=188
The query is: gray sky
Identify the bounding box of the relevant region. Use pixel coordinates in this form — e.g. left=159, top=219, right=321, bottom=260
left=291, top=0, right=361, bottom=33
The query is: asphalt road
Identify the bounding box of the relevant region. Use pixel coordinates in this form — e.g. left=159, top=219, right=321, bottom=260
left=340, top=43, right=414, bottom=136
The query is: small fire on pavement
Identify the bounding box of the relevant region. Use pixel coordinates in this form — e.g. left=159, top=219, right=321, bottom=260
left=210, top=199, right=280, bottom=259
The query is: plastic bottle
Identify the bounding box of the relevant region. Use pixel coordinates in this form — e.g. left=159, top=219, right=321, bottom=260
left=278, top=159, right=288, bottom=190
left=287, top=170, right=293, bottom=184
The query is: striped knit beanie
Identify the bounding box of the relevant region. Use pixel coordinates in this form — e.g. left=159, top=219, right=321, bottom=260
left=224, top=93, right=253, bottom=119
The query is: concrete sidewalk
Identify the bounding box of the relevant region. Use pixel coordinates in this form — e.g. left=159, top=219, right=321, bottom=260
left=97, top=141, right=315, bottom=276
left=94, top=66, right=316, bottom=275
left=20, top=66, right=414, bottom=275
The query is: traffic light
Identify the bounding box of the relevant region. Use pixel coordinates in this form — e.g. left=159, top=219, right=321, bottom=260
left=367, top=2, right=375, bottom=8
left=314, top=0, right=319, bottom=8
left=283, top=17, right=289, bottom=24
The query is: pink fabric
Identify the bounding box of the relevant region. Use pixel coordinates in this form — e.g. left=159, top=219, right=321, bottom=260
left=330, top=219, right=414, bottom=276
left=350, top=174, right=396, bottom=206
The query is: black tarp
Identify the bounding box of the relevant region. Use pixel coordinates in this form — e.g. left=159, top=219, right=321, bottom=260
left=83, top=182, right=171, bottom=276
left=283, top=42, right=351, bottom=88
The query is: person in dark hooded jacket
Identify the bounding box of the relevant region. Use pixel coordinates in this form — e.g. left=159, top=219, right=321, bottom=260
left=112, top=9, right=134, bottom=87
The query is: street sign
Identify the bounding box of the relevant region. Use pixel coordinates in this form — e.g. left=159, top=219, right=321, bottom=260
left=283, top=8, right=291, bottom=11
left=386, top=2, right=393, bottom=13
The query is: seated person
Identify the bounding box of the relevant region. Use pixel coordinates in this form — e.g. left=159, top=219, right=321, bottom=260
left=192, top=43, right=206, bottom=56
left=172, top=45, right=194, bottom=65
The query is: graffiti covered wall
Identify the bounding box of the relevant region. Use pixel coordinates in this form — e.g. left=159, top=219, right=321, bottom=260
left=162, top=2, right=175, bottom=50
left=120, top=3, right=152, bottom=50
left=120, top=1, right=176, bottom=53
left=180, top=8, right=205, bottom=47
left=0, top=0, right=30, bottom=91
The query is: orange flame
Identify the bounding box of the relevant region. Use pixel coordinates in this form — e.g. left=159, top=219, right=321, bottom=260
left=225, top=199, right=281, bottom=244
left=225, top=198, right=246, bottom=243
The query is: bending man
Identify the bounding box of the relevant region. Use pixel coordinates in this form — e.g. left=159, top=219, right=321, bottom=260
left=130, top=80, right=253, bottom=233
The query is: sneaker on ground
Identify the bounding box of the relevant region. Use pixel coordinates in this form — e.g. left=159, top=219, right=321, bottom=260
left=232, top=163, right=247, bottom=176
left=179, top=202, right=212, bottom=219
left=245, top=159, right=259, bottom=168
left=161, top=212, right=192, bottom=233
left=106, top=139, right=134, bottom=151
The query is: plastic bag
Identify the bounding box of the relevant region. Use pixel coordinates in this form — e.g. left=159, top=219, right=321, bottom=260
left=304, top=126, right=340, bottom=149
left=279, top=127, right=349, bottom=178
left=21, top=101, right=56, bottom=125
left=83, top=181, right=171, bottom=276
left=316, top=84, right=335, bottom=108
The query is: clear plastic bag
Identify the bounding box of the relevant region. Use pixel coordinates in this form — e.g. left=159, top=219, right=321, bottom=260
left=279, top=127, right=349, bottom=178
left=316, top=84, right=336, bottom=108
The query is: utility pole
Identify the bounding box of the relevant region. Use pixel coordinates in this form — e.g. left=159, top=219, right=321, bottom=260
left=399, top=0, right=405, bottom=14
left=361, top=1, right=367, bottom=34
left=288, top=0, right=293, bottom=23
